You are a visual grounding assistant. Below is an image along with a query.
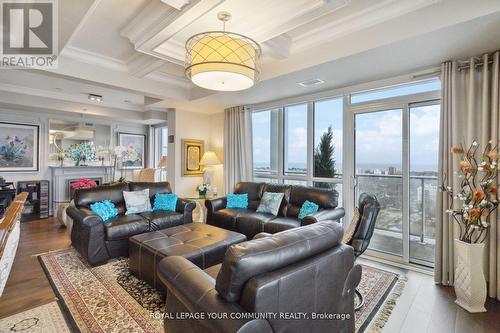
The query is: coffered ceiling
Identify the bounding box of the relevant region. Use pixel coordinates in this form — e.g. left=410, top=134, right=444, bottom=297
left=1, top=0, right=500, bottom=120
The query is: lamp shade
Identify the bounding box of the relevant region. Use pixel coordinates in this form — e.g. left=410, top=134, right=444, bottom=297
left=185, top=31, right=261, bottom=91
left=199, top=151, right=221, bottom=166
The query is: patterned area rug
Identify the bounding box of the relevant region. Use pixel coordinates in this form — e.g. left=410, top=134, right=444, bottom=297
left=39, top=248, right=405, bottom=333
left=0, top=302, right=71, bottom=332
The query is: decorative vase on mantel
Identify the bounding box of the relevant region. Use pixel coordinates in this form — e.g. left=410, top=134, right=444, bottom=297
left=441, top=140, right=500, bottom=313
left=454, top=239, right=487, bottom=312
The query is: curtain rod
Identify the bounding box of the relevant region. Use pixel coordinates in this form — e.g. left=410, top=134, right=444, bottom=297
left=413, top=53, right=498, bottom=79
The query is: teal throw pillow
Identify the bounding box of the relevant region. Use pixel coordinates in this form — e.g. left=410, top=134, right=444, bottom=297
left=256, top=192, right=284, bottom=216
left=154, top=193, right=177, bottom=212
left=226, top=193, right=248, bottom=209
left=123, top=189, right=152, bottom=215
left=298, top=200, right=320, bottom=220
left=90, top=200, right=118, bottom=223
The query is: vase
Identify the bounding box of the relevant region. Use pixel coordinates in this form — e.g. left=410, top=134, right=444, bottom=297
left=454, top=239, right=487, bottom=312
left=198, top=190, right=207, bottom=199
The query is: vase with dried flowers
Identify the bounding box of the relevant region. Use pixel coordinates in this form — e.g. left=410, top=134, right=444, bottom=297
left=441, top=140, right=499, bottom=313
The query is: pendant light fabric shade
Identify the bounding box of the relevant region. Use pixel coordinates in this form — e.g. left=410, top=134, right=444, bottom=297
left=185, top=31, right=261, bottom=91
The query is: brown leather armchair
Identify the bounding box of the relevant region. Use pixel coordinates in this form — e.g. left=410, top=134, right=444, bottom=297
left=158, top=221, right=361, bottom=333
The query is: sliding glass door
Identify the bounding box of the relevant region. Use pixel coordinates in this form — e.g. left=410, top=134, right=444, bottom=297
left=353, top=102, right=439, bottom=267
left=355, top=109, right=404, bottom=257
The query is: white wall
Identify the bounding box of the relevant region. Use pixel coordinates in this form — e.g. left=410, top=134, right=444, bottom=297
left=168, top=109, right=224, bottom=197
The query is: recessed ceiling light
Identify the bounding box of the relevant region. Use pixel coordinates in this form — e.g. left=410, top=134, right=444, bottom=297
left=88, top=94, right=103, bottom=103
left=55, top=87, right=62, bottom=91
left=298, top=79, right=324, bottom=87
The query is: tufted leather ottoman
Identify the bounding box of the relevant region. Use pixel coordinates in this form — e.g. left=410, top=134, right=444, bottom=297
left=129, top=223, right=246, bottom=290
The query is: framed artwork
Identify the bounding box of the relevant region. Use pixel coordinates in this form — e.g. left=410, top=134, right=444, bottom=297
left=118, top=133, right=146, bottom=169
left=182, top=139, right=204, bottom=176
left=0, top=122, right=39, bottom=172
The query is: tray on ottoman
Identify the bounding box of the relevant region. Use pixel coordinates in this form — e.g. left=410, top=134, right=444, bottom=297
left=129, top=223, right=246, bottom=289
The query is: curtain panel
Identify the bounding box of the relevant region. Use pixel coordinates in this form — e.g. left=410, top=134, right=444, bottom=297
left=435, top=51, right=500, bottom=300
left=223, top=106, right=253, bottom=194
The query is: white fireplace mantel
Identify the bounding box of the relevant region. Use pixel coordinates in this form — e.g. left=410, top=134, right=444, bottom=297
left=50, top=166, right=113, bottom=214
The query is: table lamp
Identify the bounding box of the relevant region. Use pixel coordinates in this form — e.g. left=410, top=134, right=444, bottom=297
left=199, top=151, right=221, bottom=186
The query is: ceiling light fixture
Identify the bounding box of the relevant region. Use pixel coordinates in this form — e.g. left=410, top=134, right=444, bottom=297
left=185, top=11, right=261, bottom=91
left=88, top=94, right=103, bottom=103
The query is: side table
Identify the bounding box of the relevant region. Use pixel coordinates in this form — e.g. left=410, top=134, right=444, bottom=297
left=185, top=196, right=218, bottom=223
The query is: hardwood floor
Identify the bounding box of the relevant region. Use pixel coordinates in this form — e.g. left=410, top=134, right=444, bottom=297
left=0, top=217, right=70, bottom=318
left=1, top=218, right=500, bottom=333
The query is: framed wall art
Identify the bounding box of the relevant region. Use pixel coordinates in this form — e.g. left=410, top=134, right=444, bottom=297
left=118, top=133, right=146, bottom=169
left=182, top=139, right=204, bottom=176
left=0, top=122, right=39, bottom=172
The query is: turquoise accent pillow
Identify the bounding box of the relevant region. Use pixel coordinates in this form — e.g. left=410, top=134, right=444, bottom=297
left=298, top=200, right=320, bottom=220
left=256, top=192, right=284, bottom=216
left=90, top=200, right=118, bottom=223
left=226, top=193, right=248, bottom=209
left=153, top=193, right=177, bottom=212
left=123, top=189, right=152, bottom=215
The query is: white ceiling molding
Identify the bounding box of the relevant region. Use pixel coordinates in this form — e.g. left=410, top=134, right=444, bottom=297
left=61, top=46, right=128, bottom=72
left=127, top=53, right=166, bottom=78
left=60, top=0, right=102, bottom=52
left=263, top=34, right=292, bottom=60
left=160, top=0, right=191, bottom=11
left=290, top=0, right=440, bottom=53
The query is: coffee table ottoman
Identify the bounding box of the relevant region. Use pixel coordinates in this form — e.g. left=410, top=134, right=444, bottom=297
left=129, top=223, right=246, bottom=289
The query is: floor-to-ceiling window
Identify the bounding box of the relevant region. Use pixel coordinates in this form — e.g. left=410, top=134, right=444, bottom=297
left=250, top=77, right=440, bottom=268
left=251, top=98, right=343, bottom=204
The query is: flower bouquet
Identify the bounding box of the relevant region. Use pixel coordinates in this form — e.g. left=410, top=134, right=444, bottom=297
left=69, top=178, right=98, bottom=200
left=197, top=183, right=210, bottom=198
left=441, top=140, right=499, bottom=312
left=66, top=142, right=96, bottom=166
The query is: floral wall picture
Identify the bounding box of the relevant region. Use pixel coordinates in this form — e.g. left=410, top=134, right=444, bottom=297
left=0, top=122, right=39, bottom=172
left=118, top=133, right=145, bottom=169
left=182, top=139, right=204, bottom=176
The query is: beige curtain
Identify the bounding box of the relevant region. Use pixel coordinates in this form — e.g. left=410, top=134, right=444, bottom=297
left=223, top=106, right=253, bottom=194
left=435, top=51, right=500, bottom=300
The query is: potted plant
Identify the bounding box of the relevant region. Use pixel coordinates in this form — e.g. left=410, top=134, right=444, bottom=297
left=197, top=183, right=210, bottom=198
left=441, top=141, right=499, bottom=313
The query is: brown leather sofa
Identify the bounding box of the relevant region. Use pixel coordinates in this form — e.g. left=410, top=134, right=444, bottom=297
left=205, top=182, right=345, bottom=239
left=158, top=221, right=361, bottom=333
left=66, top=182, right=195, bottom=266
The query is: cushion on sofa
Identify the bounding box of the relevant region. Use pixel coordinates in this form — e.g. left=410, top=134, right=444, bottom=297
left=140, top=210, right=184, bottom=231
left=153, top=193, right=177, bottom=211
left=298, top=200, right=320, bottom=220
left=123, top=189, right=152, bottom=215
left=90, top=200, right=118, bottom=222
left=129, top=181, right=172, bottom=197
left=104, top=214, right=149, bottom=240
left=261, top=184, right=291, bottom=216
left=263, top=217, right=301, bottom=234
left=256, top=192, right=284, bottom=216
left=233, top=182, right=265, bottom=210
left=226, top=193, right=248, bottom=209
left=288, top=186, right=338, bottom=218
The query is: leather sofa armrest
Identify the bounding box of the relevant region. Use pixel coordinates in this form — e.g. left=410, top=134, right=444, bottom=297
left=66, top=206, right=103, bottom=227
left=301, top=207, right=345, bottom=226
left=205, top=197, right=227, bottom=213
left=66, top=206, right=109, bottom=266
left=158, top=256, right=273, bottom=333
left=176, top=198, right=196, bottom=223
left=253, top=232, right=273, bottom=240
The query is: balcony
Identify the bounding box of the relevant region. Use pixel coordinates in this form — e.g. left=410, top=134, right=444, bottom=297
left=355, top=174, right=437, bottom=266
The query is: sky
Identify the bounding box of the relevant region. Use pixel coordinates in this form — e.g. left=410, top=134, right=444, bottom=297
left=252, top=80, right=440, bottom=173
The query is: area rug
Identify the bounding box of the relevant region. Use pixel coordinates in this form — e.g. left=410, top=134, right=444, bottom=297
left=0, top=301, right=72, bottom=332
left=39, top=247, right=405, bottom=333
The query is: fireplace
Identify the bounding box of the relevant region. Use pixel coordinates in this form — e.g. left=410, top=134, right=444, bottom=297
left=67, top=178, right=103, bottom=200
